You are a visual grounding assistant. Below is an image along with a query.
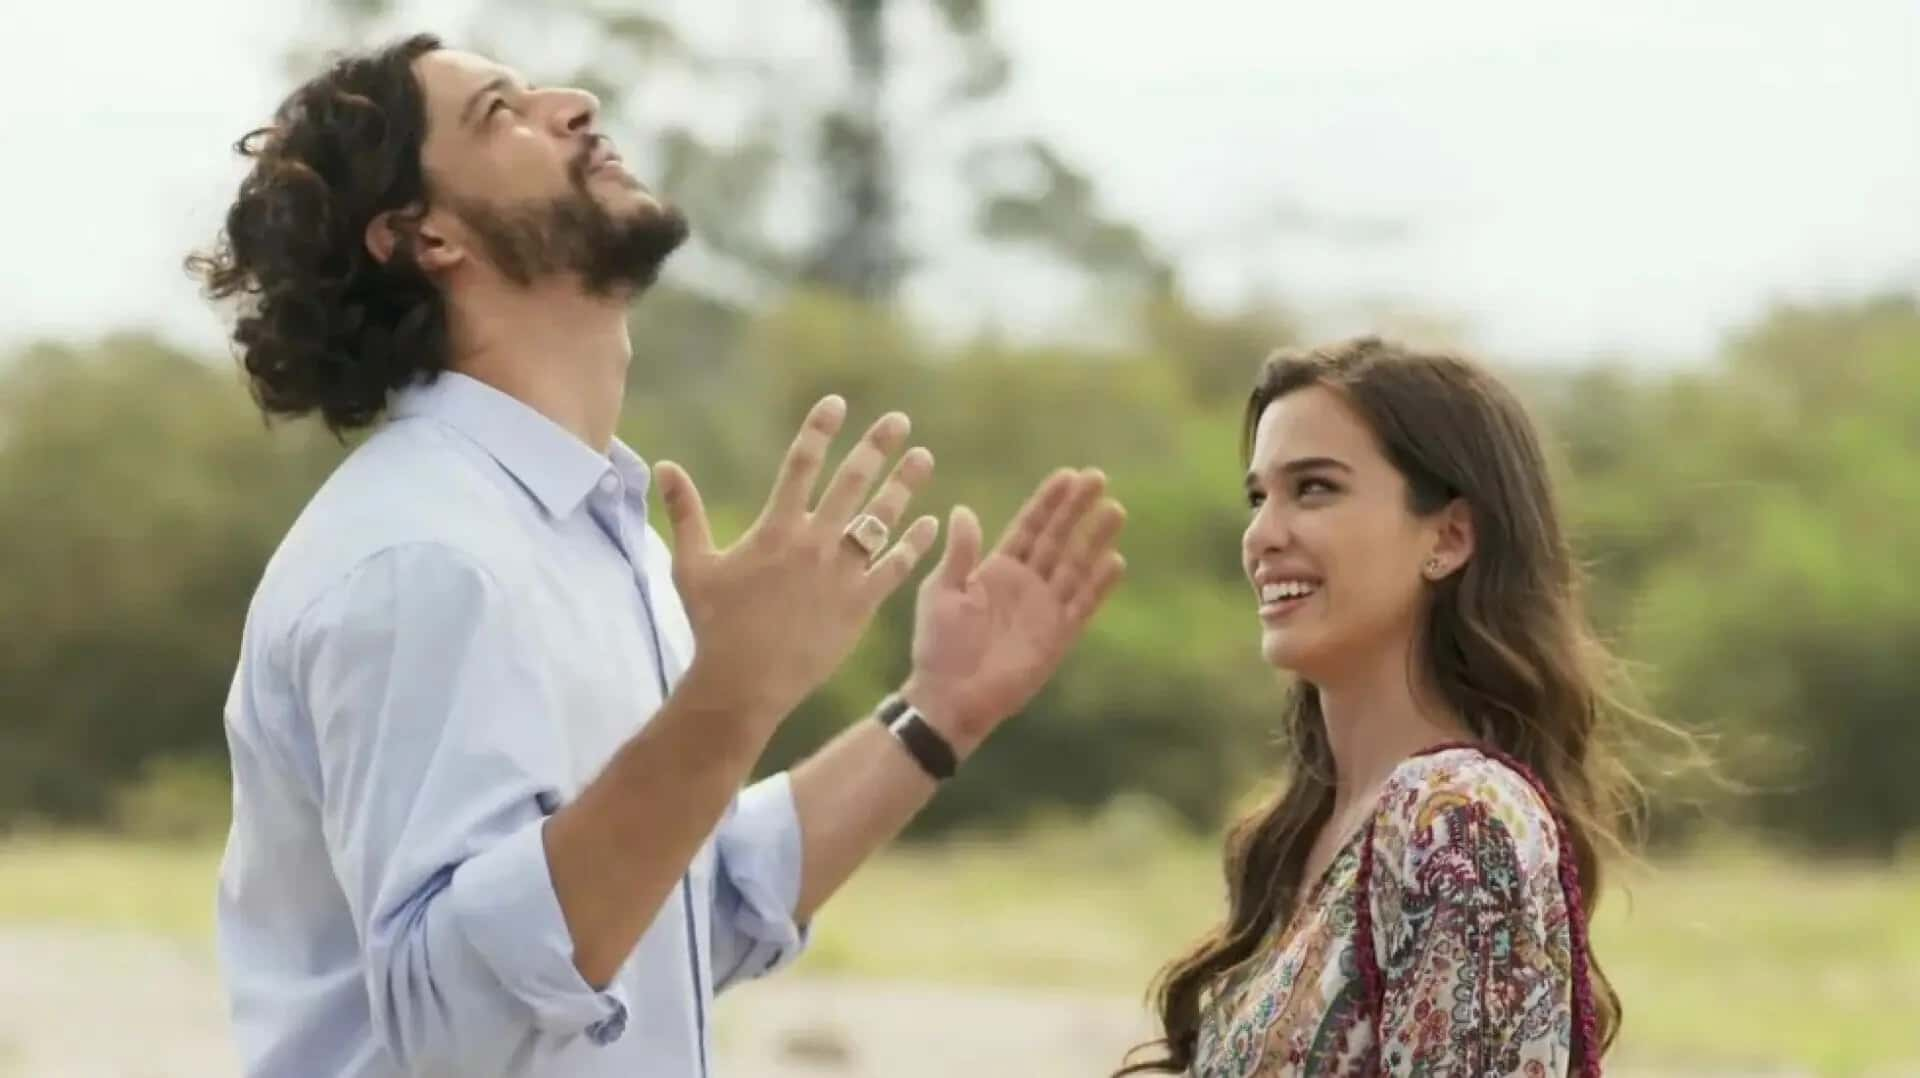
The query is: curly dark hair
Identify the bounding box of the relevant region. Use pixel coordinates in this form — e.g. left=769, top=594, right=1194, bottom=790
left=186, top=33, right=446, bottom=435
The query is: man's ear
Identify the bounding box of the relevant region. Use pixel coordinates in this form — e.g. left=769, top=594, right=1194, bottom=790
left=365, top=206, right=463, bottom=273
left=363, top=207, right=406, bottom=265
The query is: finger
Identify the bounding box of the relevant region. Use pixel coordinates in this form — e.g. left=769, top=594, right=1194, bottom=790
left=1030, top=469, right=1107, bottom=580
left=813, top=411, right=911, bottom=528
left=865, top=514, right=941, bottom=598
left=933, top=504, right=983, bottom=589
left=1049, top=498, right=1127, bottom=603
left=765, top=395, right=848, bottom=523
left=857, top=446, right=936, bottom=533
left=653, top=461, right=713, bottom=557
left=1066, top=552, right=1127, bottom=626
left=994, top=469, right=1076, bottom=563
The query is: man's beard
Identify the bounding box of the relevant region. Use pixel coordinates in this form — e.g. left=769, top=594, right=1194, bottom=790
left=452, top=156, right=690, bottom=298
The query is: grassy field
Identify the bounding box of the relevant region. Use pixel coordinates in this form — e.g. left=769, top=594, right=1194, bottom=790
left=2, top=828, right=1915, bottom=1076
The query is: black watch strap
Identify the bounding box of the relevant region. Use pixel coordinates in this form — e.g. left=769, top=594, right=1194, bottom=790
left=875, top=694, right=958, bottom=781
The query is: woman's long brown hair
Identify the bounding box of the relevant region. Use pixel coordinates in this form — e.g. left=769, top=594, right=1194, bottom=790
left=1118, top=337, right=1685, bottom=1075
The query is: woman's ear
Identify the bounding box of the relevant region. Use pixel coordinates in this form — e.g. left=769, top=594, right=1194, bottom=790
left=1424, top=498, right=1476, bottom=580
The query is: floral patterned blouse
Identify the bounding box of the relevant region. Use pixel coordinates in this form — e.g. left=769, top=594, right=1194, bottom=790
left=1192, top=746, right=1588, bottom=1077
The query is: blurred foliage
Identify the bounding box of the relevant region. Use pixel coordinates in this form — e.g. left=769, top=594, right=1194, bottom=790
left=300, top=0, right=1172, bottom=311
left=0, top=336, right=345, bottom=827
left=1552, top=297, right=1920, bottom=855
left=3, top=0, right=1912, bottom=857
left=3, top=293, right=1917, bottom=857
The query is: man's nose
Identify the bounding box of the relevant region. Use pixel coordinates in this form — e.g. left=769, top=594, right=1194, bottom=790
left=546, top=87, right=600, bottom=137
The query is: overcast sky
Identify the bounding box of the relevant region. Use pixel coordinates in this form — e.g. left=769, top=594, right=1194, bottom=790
left=2, top=0, right=1914, bottom=367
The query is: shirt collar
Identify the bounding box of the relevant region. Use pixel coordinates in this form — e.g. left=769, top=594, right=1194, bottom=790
left=606, top=438, right=655, bottom=510
left=390, top=371, right=633, bottom=519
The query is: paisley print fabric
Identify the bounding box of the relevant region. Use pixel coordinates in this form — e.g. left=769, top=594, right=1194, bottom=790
left=1193, top=747, right=1577, bottom=1077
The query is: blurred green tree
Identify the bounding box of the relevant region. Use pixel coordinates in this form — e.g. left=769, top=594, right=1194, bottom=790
left=1545, top=296, right=1920, bottom=854
left=0, top=335, right=345, bottom=824
left=5, top=293, right=1916, bottom=854
left=16, top=0, right=1911, bottom=856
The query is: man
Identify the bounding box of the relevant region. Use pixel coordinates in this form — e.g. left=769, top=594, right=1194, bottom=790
left=190, top=33, right=1126, bottom=1078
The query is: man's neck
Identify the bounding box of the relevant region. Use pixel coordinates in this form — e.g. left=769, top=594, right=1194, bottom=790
left=445, top=280, right=634, bottom=453
left=1314, top=633, right=1470, bottom=817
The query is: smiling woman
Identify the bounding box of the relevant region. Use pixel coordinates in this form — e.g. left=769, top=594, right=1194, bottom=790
left=1118, top=337, right=1699, bottom=1077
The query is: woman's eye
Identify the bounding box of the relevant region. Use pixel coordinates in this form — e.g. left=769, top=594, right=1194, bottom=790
left=1246, top=490, right=1266, bottom=510
left=1296, top=477, right=1338, bottom=498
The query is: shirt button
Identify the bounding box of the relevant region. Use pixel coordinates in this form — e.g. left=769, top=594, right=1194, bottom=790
left=598, top=474, right=619, bottom=494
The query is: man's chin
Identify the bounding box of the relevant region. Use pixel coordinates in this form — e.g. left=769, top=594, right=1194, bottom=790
left=576, top=202, right=690, bottom=297
left=602, top=184, right=685, bottom=233
left=637, top=199, right=691, bottom=252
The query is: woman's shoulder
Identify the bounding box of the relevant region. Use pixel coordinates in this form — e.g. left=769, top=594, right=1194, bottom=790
left=1369, top=744, right=1563, bottom=887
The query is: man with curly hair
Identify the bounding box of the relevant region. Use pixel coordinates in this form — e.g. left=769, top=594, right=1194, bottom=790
left=192, top=33, right=1128, bottom=1078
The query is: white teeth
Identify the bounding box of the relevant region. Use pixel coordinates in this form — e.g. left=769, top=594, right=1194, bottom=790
left=1260, top=581, right=1317, bottom=602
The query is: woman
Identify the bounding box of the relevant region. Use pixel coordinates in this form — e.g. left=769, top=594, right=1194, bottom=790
left=1121, top=337, right=1658, bottom=1077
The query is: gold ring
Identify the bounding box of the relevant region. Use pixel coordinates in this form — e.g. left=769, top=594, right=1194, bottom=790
left=842, top=513, right=890, bottom=562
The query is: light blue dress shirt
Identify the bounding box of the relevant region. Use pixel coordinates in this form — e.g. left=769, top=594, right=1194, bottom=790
left=216, top=371, right=808, bottom=1077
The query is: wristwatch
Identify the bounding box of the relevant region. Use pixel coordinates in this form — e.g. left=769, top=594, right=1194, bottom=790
left=874, top=693, right=959, bottom=781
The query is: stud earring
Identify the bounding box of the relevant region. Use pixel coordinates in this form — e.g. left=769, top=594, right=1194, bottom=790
left=1424, top=557, right=1445, bottom=579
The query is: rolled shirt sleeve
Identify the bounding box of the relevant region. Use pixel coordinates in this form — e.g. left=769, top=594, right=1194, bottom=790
left=709, top=771, right=811, bottom=991
left=293, top=542, right=629, bottom=1068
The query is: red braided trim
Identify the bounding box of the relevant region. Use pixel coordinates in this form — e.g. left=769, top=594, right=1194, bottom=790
left=1399, top=741, right=1603, bottom=1077
left=1351, top=816, right=1385, bottom=1069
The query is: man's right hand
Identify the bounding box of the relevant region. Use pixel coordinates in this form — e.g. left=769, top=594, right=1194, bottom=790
left=653, top=395, right=939, bottom=731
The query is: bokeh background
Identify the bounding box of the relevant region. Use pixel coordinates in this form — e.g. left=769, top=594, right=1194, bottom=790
left=2, top=1, right=1917, bottom=1075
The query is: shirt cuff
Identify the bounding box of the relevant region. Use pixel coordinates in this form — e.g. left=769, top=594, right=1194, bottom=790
left=714, top=772, right=811, bottom=983
left=446, top=816, right=631, bottom=1045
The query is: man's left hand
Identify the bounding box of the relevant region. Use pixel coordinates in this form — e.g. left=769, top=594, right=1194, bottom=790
left=899, top=468, right=1127, bottom=759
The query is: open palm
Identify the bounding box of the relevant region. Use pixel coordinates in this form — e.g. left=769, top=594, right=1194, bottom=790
left=904, top=469, right=1127, bottom=752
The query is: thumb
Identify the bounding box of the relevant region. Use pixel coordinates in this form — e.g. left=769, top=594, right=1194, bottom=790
left=654, top=461, right=714, bottom=556
left=935, top=504, right=983, bottom=588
